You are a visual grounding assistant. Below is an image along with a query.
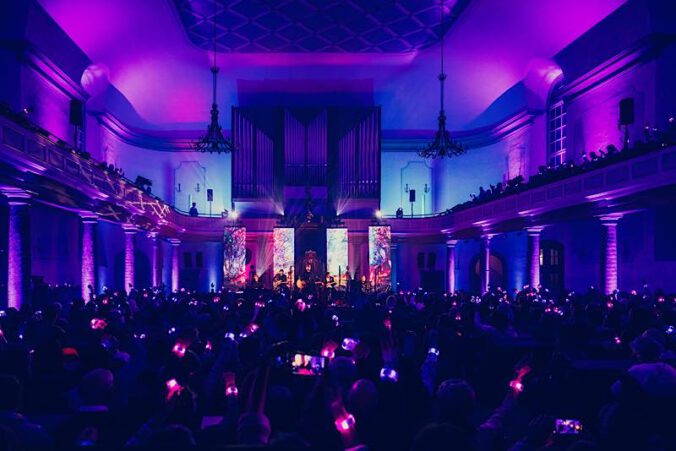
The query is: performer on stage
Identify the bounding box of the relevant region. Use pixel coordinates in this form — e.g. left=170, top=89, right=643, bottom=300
left=249, top=272, right=263, bottom=290
left=298, top=263, right=318, bottom=296
left=273, top=268, right=287, bottom=291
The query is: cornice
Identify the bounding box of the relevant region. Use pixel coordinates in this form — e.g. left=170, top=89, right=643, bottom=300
left=382, top=108, right=538, bottom=152
left=91, top=111, right=199, bottom=152
left=559, top=34, right=673, bottom=101
left=20, top=43, right=89, bottom=101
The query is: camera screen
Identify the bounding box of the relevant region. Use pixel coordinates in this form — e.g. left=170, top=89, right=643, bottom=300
left=555, top=419, right=582, bottom=435
left=290, top=353, right=326, bottom=376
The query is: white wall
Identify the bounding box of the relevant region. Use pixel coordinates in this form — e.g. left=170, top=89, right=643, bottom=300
left=380, top=151, right=433, bottom=216
left=100, top=129, right=232, bottom=214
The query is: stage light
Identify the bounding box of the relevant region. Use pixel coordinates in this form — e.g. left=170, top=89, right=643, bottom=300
left=375, top=210, right=382, bottom=219
left=230, top=210, right=239, bottom=220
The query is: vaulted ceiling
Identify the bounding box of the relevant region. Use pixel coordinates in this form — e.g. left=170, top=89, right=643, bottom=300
left=36, top=0, right=626, bottom=132
left=173, top=0, right=468, bottom=53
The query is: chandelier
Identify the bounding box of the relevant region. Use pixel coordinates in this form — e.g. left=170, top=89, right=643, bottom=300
left=193, top=0, right=234, bottom=154
left=419, top=0, right=465, bottom=159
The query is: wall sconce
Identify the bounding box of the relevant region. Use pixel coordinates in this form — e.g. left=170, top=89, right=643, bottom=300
left=176, top=183, right=181, bottom=193
left=195, top=183, right=201, bottom=193
left=404, top=183, right=410, bottom=193
left=424, top=183, right=431, bottom=194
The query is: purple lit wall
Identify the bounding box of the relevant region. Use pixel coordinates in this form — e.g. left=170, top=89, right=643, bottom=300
left=7, top=201, right=30, bottom=309
left=30, top=205, right=79, bottom=286
left=80, top=215, right=97, bottom=300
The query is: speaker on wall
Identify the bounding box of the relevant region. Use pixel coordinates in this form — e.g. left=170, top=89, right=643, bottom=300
left=619, top=98, right=635, bottom=126
left=417, top=252, right=425, bottom=269
left=427, top=252, right=437, bottom=269
left=206, top=189, right=213, bottom=202
left=409, top=189, right=416, bottom=203
left=69, top=99, right=84, bottom=126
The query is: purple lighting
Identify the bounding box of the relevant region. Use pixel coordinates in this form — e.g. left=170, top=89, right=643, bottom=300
left=80, top=213, right=98, bottom=301
left=6, top=193, right=31, bottom=310
left=122, top=224, right=137, bottom=293
left=170, top=239, right=181, bottom=292
left=600, top=215, right=622, bottom=295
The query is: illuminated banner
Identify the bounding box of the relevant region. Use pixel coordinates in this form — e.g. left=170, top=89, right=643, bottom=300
left=327, top=228, right=348, bottom=281
left=273, top=228, right=295, bottom=276
left=223, top=227, right=246, bottom=287
left=368, top=225, right=391, bottom=290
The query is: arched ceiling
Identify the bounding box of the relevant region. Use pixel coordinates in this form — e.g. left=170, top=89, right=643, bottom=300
left=37, top=0, right=626, bottom=133
left=174, top=0, right=469, bottom=53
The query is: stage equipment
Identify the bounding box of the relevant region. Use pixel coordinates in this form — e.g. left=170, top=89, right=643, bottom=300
left=368, top=225, right=391, bottom=291
left=223, top=227, right=246, bottom=287
left=273, top=227, right=295, bottom=276
left=327, top=228, right=348, bottom=282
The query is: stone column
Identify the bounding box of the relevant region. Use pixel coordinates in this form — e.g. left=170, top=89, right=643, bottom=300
left=80, top=212, right=98, bottom=302
left=149, top=231, right=162, bottom=288
left=390, top=240, right=399, bottom=290
left=122, top=224, right=137, bottom=293
left=480, top=234, right=493, bottom=293
left=600, top=215, right=622, bottom=295
left=2, top=188, right=31, bottom=309
left=169, top=238, right=181, bottom=292
left=526, top=226, right=545, bottom=289
left=446, top=238, right=458, bottom=293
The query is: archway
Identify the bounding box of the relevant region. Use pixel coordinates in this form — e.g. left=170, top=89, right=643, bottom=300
left=470, top=253, right=506, bottom=293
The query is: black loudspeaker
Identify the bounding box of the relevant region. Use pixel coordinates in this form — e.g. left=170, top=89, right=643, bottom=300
left=409, top=189, right=416, bottom=203
left=183, top=252, right=193, bottom=268
left=417, top=252, right=425, bottom=269
left=619, top=98, right=634, bottom=126
left=427, top=252, right=437, bottom=269
left=69, top=99, right=84, bottom=126
left=196, top=252, right=203, bottom=269
left=206, top=189, right=213, bottom=202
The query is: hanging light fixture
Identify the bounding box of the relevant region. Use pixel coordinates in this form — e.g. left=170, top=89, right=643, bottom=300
left=419, top=0, right=465, bottom=159
left=193, top=0, right=234, bottom=154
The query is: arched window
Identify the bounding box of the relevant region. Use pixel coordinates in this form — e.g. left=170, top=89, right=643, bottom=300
left=547, top=85, right=566, bottom=167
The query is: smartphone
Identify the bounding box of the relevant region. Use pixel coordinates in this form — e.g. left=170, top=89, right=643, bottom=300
left=555, top=419, right=583, bottom=435
left=224, top=372, right=238, bottom=397
left=166, top=378, right=183, bottom=400
left=290, top=353, right=326, bottom=376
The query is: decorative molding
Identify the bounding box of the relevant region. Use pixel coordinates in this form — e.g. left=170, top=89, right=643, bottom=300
left=560, top=34, right=672, bottom=101
left=91, top=111, right=200, bottom=152
left=382, top=108, right=538, bottom=152
left=20, top=43, right=88, bottom=101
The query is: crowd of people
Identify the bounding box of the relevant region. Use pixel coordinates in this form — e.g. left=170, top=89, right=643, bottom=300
left=0, top=281, right=674, bottom=450
left=448, top=118, right=676, bottom=214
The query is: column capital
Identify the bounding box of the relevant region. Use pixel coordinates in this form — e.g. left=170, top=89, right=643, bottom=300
left=481, top=233, right=496, bottom=242
left=446, top=238, right=458, bottom=247
left=597, top=213, right=623, bottom=226
left=168, top=238, right=181, bottom=246
left=525, top=226, right=546, bottom=236
left=122, top=223, right=138, bottom=234
left=0, top=186, right=31, bottom=205
left=147, top=230, right=159, bottom=240
left=79, top=211, right=99, bottom=223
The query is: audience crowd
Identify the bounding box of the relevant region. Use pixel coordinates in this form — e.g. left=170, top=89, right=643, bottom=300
left=448, top=117, right=676, bottom=214
left=1, top=281, right=674, bottom=450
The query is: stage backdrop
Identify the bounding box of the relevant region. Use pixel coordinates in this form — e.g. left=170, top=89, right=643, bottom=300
left=327, top=228, right=348, bottom=281
left=369, top=225, right=391, bottom=290
left=223, top=227, right=246, bottom=287
left=273, top=227, right=295, bottom=275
